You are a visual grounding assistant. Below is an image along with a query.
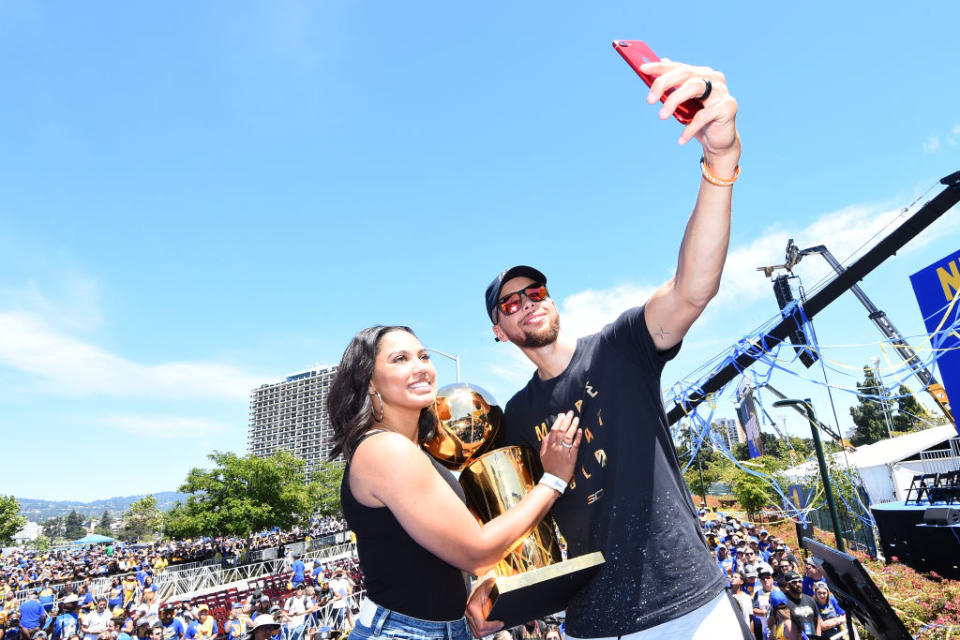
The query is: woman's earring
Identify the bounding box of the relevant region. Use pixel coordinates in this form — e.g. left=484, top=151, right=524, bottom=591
left=371, top=390, right=384, bottom=422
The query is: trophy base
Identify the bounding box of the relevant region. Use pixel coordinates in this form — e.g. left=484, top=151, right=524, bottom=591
left=485, top=552, right=605, bottom=628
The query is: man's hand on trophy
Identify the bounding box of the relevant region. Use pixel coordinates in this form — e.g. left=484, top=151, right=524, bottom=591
left=465, top=570, right=503, bottom=638
left=540, top=411, right=582, bottom=484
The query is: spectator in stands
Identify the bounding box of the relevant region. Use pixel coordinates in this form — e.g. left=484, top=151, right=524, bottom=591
left=53, top=596, right=79, bottom=640
left=716, top=545, right=733, bottom=577
left=82, top=600, right=112, bottom=640
left=290, top=559, right=305, bottom=589
left=781, top=572, right=820, bottom=638
left=765, top=590, right=796, bottom=640
left=741, top=565, right=759, bottom=598
left=148, top=624, right=161, bottom=640
left=774, top=559, right=796, bottom=589
left=184, top=606, right=215, bottom=640
left=541, top=625, right=561, bottom=640
left=5, top=613, right=22, bottom=640
left=326, top=573, right=351, bottom=633
left=107, top=582, right=122, bottom=612
left=249, top=598, right=270, bottom=622
left=114, top=618, right=132, bottom=640
left=38, top=584, right=55, bottom=615
left=736, top=547, right=759, bottom=576
left=18, top=591, right=46, bottom=638
left=134, top=619, right=151, bottom=640
left=728, top=572, right=753, bottom=627
left=812, top=582, right=846, bottom=640
left=751, top=566, right=777, bottom=639
left=246, top=616, right=280, bottom=640
left=223, top=604, right=250, bottom=640
left=801, top=559, right=824, bottom=597
left=283, top=586, right=309, bottom=640
left=121, top=579, right=138, bottom=610
left=158, top=606, right=182, bottom=640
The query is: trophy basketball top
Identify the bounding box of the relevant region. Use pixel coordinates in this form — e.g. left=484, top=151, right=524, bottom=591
left=425, top=382, right=503, bottom=470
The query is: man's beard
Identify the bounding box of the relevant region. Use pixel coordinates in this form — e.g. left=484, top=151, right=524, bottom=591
left=516, top=314, right=560, bottom=348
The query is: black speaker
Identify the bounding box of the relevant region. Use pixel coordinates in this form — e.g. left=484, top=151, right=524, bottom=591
left=772, top=276, right=819, bottom=368
left=924, top=507, right=960, bottom=525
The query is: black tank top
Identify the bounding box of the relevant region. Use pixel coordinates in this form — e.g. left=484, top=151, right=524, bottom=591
left=341, top=431, right=469, bottom=620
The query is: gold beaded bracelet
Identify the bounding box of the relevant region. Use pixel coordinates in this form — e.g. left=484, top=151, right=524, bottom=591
left=700, top=156, right=740, bottom=187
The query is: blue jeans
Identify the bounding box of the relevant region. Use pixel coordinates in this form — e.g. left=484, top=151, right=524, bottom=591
left=348, top=601, right=471, bottom=640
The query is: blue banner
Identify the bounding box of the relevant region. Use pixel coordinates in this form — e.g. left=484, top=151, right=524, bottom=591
left=909, top=249, right=960, bottom=437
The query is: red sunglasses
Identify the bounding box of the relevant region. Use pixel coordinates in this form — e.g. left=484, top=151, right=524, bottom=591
left=497, top=283, right=549, bottom=317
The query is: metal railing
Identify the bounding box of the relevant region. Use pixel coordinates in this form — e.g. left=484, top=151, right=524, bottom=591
left=276, top=589, right=366, bottom=640
left=157, top=544, right=357, bottom=601
left=920, top=448, right=960, bottom=474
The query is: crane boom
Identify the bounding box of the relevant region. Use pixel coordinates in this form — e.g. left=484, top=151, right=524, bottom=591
left=784, top=240, right=953, bottom=423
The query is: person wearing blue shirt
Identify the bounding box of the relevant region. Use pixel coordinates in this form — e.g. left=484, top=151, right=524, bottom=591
left=19, top=594, right=46, bottom=634
left=53, top=595, right=80, bottom=640
left=159, top=606, right=184, bottom=640
left=290, top=557, right=305, bottom=587
left=813, top=582, right=846, bottom=640
left=801, top=559, right=825, bottom=597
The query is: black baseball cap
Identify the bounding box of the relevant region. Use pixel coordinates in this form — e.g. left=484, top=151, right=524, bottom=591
left=784, top=571, right=802, bottom=583
left=485, top=265, right=547, bottom=323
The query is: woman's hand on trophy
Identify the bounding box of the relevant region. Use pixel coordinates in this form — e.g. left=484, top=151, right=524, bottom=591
left=540, top=410, right=582, bottom=484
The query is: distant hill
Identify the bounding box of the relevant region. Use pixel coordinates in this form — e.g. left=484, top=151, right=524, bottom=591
left=17, top=492, right=188, bottom=521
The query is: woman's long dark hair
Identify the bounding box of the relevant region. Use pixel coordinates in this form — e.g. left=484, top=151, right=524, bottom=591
left=327, top=325, right=437, bottom=460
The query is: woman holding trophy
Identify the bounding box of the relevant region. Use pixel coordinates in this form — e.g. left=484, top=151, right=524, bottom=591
left=327, top=325, right=582, bottom=640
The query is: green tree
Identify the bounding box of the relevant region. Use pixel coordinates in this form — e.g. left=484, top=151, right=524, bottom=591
left=30, top=535, right=51, bottom=552
left=42, top=516, right=64, bottom=540
left=164, top=450, right=323, bottom=538
left=310, top=461, right=346, bottom=516
left=119, top=496, right=163, bottom=542
left=94, top=510, right=113, bottom=536
left=0, top=495, right=27, bottom=545
left=732, top=472, right=770, bottom=520
left=64, top=509, right=86, bottom=539
left=849, top=366, right=891, bottom=446
left=893, top=385, right=933, bottom=433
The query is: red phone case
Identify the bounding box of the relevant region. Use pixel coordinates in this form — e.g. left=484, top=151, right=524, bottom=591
left=612, top=40, right=703, bottom=125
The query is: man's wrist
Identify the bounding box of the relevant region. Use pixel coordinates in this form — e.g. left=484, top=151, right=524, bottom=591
left=702, top=141, right=741, bottom=178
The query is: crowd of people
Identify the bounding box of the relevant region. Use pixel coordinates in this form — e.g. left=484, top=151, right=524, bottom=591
left=0, top=552, right=362, bottom=640
left=0, top=517, right=348, bottom=597
left=700, top=511, right=848, bottom=640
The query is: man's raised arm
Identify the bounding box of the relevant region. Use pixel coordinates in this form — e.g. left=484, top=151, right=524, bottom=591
left=642, top=59, right=741, bottom=352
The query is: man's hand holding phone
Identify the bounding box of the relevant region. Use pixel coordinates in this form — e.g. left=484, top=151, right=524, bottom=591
left=613, top=41, right=740, bottom=174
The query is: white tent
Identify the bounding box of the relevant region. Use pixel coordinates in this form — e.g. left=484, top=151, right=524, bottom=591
left=781, top=425, right=959, bottom=505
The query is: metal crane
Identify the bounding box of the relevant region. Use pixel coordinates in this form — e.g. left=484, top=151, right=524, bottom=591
left=762, top=239, right=953, bottom=424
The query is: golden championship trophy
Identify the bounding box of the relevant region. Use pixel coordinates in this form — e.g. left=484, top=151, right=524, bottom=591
left=425, top=383, right=604, bottom=627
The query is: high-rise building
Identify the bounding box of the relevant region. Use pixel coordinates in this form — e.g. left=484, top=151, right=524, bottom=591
left=715, top=417, right=745, bottom=451
left=248, top=365, right=340, bottom=476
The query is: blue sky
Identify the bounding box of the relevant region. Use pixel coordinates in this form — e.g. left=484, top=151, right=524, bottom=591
left=2, top=2, right=959, bottom=502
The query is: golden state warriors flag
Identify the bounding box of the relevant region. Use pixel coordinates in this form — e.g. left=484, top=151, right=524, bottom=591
left=909, top=248, right=960, bottom=437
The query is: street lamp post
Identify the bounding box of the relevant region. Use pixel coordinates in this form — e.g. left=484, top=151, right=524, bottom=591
left=773, top=398, right=846, bottom=553
left=871, top=357, right=894, bottom=438
left=426, top=348, right=461, bottom=383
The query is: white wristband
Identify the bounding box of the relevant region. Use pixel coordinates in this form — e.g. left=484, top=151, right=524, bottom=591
left=538, top=472, right=567, bottom=495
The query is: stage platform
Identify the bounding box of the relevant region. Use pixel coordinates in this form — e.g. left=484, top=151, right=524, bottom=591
left=871, top=498, right=960, bottom=579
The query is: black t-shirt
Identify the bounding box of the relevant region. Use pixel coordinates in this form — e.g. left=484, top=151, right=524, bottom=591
left=785, top=592, right=820, bottom=637
left=501, top=306, right=727, bottom=637
left=341, top=438, right=469, bottom=621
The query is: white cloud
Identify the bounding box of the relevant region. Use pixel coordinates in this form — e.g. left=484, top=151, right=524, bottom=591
left=548, top=196, right=960, bottom=339
left=559, top=283, right=659, bottom=339
left=923, top=136, right=941, bottom=154
left=101, top=414, right=231, bottom=440
left=0, top=311, right=262, bottom=399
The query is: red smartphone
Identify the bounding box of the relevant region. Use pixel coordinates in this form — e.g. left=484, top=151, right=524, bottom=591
left=612, top=40, right=703, bottom=125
